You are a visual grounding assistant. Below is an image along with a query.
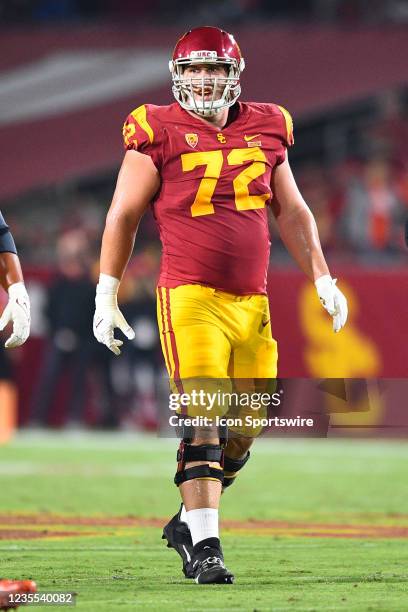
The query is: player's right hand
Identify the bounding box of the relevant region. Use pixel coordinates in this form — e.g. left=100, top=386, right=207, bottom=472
left=315, top=274, right=348, bottom=333
left=93, top=274, right=135, bottom=355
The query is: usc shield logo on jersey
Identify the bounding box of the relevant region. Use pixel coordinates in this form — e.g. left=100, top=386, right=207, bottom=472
left=185, top=133, right=199, bottom=148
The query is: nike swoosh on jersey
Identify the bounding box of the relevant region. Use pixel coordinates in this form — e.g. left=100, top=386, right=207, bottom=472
left=244, top=133, right=261, bottom=141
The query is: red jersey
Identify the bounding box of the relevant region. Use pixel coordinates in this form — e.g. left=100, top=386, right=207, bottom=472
left=123, top=101, right=293, bottom=295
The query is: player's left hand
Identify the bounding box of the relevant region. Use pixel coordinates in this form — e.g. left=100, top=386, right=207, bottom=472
left=0, top=282, right=31, bottom=348
left=315, top=275, right=348, bottom=333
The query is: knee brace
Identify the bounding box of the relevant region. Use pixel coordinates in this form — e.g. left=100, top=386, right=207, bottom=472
left=174, top=441, right=224, bottom=487
left=223, top=451, right=250, bottom=489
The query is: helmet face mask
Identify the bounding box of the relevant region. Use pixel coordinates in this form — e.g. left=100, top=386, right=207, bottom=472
left=171, top=60, right=241, bottom=117
left=169, top=27, right=245, bottom=117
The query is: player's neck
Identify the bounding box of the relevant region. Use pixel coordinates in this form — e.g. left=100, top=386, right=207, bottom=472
left=187, top=107, right=229, bottom=130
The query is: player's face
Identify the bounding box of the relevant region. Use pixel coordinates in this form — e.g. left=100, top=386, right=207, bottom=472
left=182, top=63, right=228, bottom=102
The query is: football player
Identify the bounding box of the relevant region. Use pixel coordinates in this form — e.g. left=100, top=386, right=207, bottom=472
left=0, top=211, right=30, bottom=348
left=94, top=26, right=348, bottom=584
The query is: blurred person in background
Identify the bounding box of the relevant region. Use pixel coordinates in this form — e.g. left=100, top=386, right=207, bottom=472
left=341, top=156, right=404, bottom=257
left=29, top=229, right=95, bottom=427
left=93, top=26, right=348, bottom=585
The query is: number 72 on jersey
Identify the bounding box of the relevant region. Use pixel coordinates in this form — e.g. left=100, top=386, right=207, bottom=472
left=181, top=147, right=271, bottom=217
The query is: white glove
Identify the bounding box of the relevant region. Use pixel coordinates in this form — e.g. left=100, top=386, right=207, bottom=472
left=93, top=273, right=135, bottom=356
left=0, top=282, right=31, bottom=348
left=315, top=274, right=348, bottom=333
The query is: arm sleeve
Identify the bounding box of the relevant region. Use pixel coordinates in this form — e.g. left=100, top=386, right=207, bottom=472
left=122, top=104, right=163, bottom=170
left=276, top=105, right=294, bottom=165
left=0, top=211, right=17, bottom=254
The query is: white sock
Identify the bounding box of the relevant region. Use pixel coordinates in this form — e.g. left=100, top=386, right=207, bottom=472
left=180, top=504, right=188, bottom=524
left=186, top=508, right=219, bottom=547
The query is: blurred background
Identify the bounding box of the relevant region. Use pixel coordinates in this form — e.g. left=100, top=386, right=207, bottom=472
left=0, top=0, right=407, bottom=433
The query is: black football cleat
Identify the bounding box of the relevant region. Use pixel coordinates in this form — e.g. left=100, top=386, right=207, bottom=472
left=191, top=539, right=234, bottom=585
left=162, top=504, right=194, bottom=578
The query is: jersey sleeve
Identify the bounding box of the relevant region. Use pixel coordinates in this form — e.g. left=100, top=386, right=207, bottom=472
left=122, top=104, right=163, bottom=170
left=276, top=105, right=294, bottom=165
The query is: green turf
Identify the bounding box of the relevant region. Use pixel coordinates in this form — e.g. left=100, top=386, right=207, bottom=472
left=1, top=433, right=408, bottom=611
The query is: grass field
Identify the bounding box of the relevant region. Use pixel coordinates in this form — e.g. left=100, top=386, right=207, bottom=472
left=0, top=432, right=408, bottom=611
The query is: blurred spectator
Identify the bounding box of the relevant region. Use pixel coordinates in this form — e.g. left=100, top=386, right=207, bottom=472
left=340, top=157, right=404, bottom=255
left=29, top=229, right=96, bottom=426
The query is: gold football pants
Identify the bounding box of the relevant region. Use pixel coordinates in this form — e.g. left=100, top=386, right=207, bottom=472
left=157, top=284, right=278, bottom=436
left=157, top=284, right=277, bottom=379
